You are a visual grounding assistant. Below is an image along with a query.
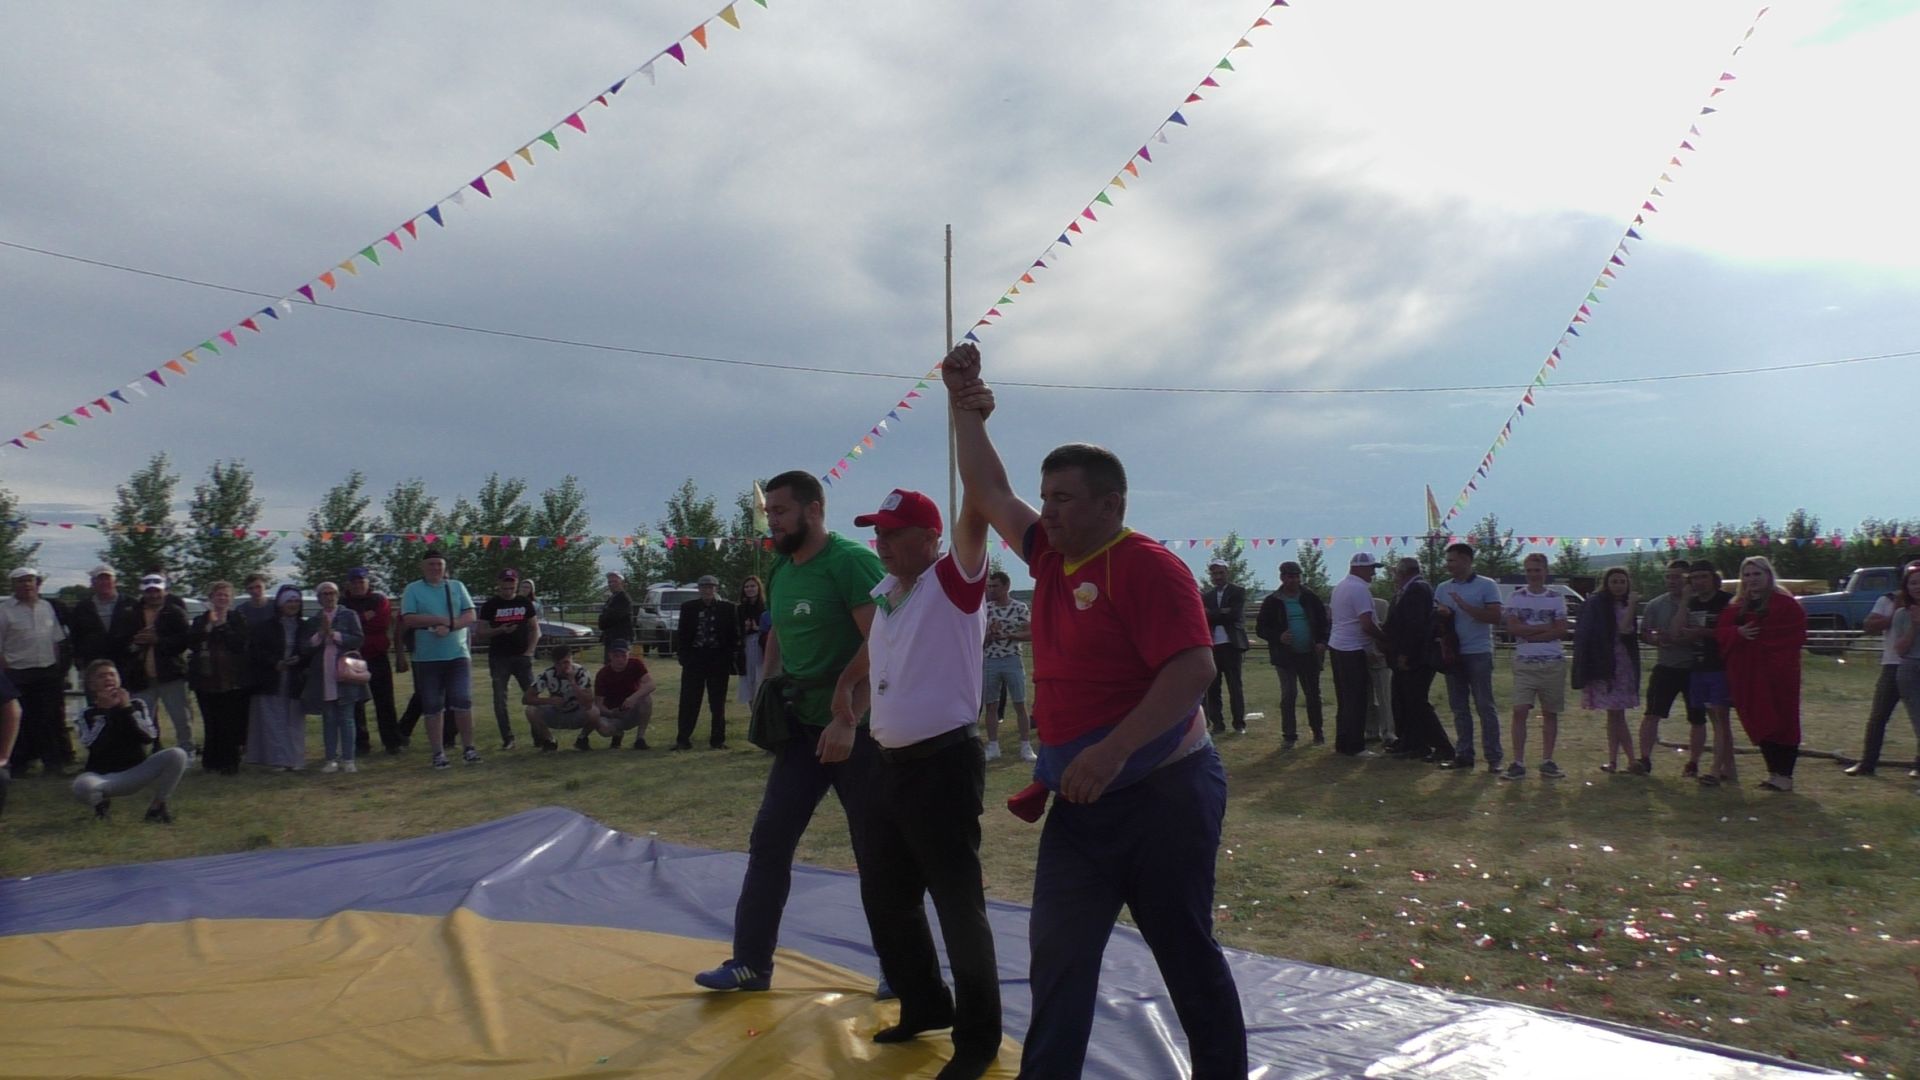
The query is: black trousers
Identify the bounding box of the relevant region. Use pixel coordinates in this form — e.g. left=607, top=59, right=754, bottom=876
left=195, top=688, right=249, bottom=774
left=1330, top=648, right=1370, bottom=755
left=7, top=666, right=68, bottom=775
left=864, top=735, right=1002, bottom=1058
left=677, top=661, right=730, bottom=748
left=1391, top=664, right=1453, bottom=758
left=1272, top=650, right=1324, bottom=741
left=1204, top=644, right=1246, bottom=732
left=1759, top=740, right=1799, bottom=778
left=353, top=652, right=401, bottom=751
left=1855, top=665, right=1909, bottom=770
left=398, top=691, right=421, bottom=740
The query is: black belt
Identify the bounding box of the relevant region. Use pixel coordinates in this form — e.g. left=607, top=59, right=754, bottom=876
left=877, top=724, right=977, bottom=764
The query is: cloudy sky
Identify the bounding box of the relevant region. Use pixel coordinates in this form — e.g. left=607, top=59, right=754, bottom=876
left=3, top=0, right=1915, bottom=588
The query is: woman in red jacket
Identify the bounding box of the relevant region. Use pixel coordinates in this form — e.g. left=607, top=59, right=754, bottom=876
left=1718, top=555, right=1808, bottom=792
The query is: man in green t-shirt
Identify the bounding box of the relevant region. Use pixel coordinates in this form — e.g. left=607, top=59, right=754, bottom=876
left=694, top=470, right=887, bottom=995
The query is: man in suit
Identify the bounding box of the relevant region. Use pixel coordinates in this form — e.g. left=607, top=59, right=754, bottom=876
left=1386, top=557, right=1454, bottom=762
left=1201, top=559, right=1250, bottom=735
left=673, top=575, right=739, bottom=750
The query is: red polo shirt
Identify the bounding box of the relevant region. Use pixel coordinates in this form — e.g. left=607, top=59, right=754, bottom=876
left=1022, top=525, right=1212, bottom=744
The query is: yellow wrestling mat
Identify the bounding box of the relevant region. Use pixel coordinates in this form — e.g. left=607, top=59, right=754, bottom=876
left=0, top=909, right=1019, bottom=1078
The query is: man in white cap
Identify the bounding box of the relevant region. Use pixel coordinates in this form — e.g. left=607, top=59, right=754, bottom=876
left=1328, top=553, right=1386, bottom=757
left=0, top=567, right=74, bottom=775
left=851, top=487, right=1001, bottom=1079
left=1201, top=557, right=1250, bottom=735
left=108, top=573, right=194, bottom=756
left=67, top=564, right=131, bottom=667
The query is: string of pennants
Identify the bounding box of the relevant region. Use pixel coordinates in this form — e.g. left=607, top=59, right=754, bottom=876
left=820, top=0, right=1295, bottom=488
left=11, top=519, right=1917, bottom=553
left=1439, top=6, right=1771, bottom=526
left=5, top=0, right=777, bottom=455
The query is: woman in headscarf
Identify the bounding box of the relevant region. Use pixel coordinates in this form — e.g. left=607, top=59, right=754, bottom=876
left=1717, top=555, right=1808, bottom=792
left=302, top=582, right=366, bottom=774
left=245, top=585, right=310, bottom=770
left=187, top=580, right=252, bottom=775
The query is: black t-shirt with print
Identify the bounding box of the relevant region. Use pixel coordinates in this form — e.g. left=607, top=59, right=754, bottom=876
left=478, top=596, right=540, bottom=658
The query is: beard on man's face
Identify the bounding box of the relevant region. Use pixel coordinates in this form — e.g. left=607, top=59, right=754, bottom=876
left=774, top=517, right=812, bottom=556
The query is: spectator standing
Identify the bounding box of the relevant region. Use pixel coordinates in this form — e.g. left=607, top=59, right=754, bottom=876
left=0, top=670, right=18, bottom=816
left=0, top=567, right=72, bottom=777
left=246, top=585, right=310, bottom=771
left=1719, top=555, right=1808, bottom=792
left=980, top=570, right=1034, bottom=761
left=1573, top=566, right=1640, bottom=774
left=1503, top=552, right=1569, bottom=781
left=853, top=488, right=1001, bottom=1080
left=302, top=583, right=366, bottom=774
left=1885, top=565, right=1920, bottom=782
left=66, top=564, right=129, bottom=667
left=187, top=581, right=251, bottom=775
left=1254, top=561, right=1329, bottom=748
left=673, top=575, right=738, bottom=750
left=400, top=550, right=481, bottom=769
left=594, top=640, right=656, bottom=749
left=1385, top=558, right=1453, bottom=762
left=1365, top=594, right=1394, bottom=746
left=341, top=568, right=401, bottom=755
left=476, top=569, right=539, bottom=751
left=1328, top=553, right=1384, bottom=757
left=692, top=471, right=884, bottom=996
left=599, top=572, right=636, bottom=651
left=71, top=660, right=187, bottom=823
left=237, top=573, right=278, bottom=629
left=108, top=574, right=192, bottom=757
left=1679, top=561, right=1738, bottom=786
left=1844, top=560, right=1920, bottom=777
left=1638, top=560, right=1704, bottom=777
left=943, top=344, right=1246, bottom=1080
left=1201, top=559, right=1250, bottom=736
left=1433, top=542, right=1504, bottom=773
left=736, top=575, right=768, bottom=705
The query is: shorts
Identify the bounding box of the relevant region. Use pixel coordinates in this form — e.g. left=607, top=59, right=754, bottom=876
left=982, top=654, right=1027, bottom=705
left=1645, top=665, right=1707, bottom=725
left=532, top=704, right=597, bottom=731
left=412, top=658, right=473, bottom=715
left=1511, top=658, right=1567, bottom=714
left=1689, top=670, right=1731, bottom=710
left=599, top=699, right=653, bottom=732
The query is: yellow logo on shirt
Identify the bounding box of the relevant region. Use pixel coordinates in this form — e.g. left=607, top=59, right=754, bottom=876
left=1073, top=582, right=1099, bottom=611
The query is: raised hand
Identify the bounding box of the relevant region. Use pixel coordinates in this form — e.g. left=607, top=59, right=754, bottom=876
left=953, top=381, right=996, bottom=421
left=940, top=342, right=982, bottom=391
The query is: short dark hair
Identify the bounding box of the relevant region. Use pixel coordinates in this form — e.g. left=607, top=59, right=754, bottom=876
left=550, top=645, right=573, bottom=661
left=1667, top=559, right=1692, bottom=571
left=245, top=572, right=269, bottom=586
left=1688, top=560, right=1718, bottom=575
left=1040, top=443, right=1127, bottom=498
left=1280, top=561, right=1302, bottom=575
left=765, top=470, right=825, bottom=510
left=989, top=570, right=1010, bottom=586
left=1446, top=542, right=1476, bottom=560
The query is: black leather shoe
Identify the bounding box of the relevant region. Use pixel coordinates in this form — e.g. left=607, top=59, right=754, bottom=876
left=874, top=1010, right=956, bottom=1044
left=1843, top=762, right=1874, bottom=776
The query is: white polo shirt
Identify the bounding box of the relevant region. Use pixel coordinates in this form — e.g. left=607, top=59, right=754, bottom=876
left=867, top=549, right=988, bottom=750
left=1328, top=573, right=1375, bottom=652
left=0, top=597, right=66, bottom=669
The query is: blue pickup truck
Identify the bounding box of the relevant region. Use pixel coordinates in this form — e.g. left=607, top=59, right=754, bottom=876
left=1798, top=566, right=1902, bottom=633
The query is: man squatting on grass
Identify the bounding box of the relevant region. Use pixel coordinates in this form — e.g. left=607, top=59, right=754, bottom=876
left=944, top=342, right=1248, bottom=1080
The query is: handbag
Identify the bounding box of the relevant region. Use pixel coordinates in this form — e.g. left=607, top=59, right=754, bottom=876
left=748, top=674, right=798, bottom=752
left=336, top=650, right=372, bottom=685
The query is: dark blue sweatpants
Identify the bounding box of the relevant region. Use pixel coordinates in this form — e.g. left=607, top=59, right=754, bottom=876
left=1019, top=746, right=1247, bottom=1080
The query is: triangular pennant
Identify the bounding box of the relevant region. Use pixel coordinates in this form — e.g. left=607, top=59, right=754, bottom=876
left=240, top=317, right=260, bottom=333
left=426, top=205, right=445, bottom=226
left=384, top=230, right=404, bottom=251
left=718, top=4, right=741, bottom=28
left=471, top=176, right=492, bottom=198
left=218, top=330, right=238, bottom=347
left=1168, top=110, right=1188, bottom=126
left=493, top=160, right=515, bottom=182
left=563, top=113, right=587, bottom=133
left=402, top=220, right=420, bottom=239
left=690, top=24, right=708, bottom=49
left=667, top=42, right=687, bottom=64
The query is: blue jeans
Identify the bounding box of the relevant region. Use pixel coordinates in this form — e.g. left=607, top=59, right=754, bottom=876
left=1444, top=651, right=1502, bottom=764
left=732, top=722, right=880, bottom=974
left=320, top=699, right=356, bottom=762
left=1021, top=747, right=1247, bottom=1080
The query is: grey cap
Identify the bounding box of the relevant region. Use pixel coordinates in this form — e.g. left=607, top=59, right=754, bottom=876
left=697, top=575, right=720, bottom=586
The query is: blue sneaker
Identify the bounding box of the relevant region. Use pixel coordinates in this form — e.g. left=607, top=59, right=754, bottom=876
left=694, top=959, right=770, bottom=992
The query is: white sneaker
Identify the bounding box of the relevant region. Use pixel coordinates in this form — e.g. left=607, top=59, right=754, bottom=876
left=982, top=740, right=1001, bottom=761
left=1019, top=741, right=1038, bottom=762
left=320, top=760, right=339, bottom=774
left=342, top=761, right=358, bottom=774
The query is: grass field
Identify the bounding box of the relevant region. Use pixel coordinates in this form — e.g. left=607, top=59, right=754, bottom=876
left=4, top=651, right=1917, bottom=1076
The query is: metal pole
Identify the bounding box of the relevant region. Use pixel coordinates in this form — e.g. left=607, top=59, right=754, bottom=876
left=945, top=224, right=957, bottom=524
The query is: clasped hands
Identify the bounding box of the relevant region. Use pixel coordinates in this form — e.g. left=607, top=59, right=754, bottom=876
left=941, top=343, right=995, bottom=418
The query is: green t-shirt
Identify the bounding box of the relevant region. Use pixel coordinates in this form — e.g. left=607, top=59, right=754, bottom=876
left=768, top=532, right=884, bottom=726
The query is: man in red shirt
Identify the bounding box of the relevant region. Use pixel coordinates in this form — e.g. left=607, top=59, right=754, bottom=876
left=943, top=343, right=1246, bottom=1080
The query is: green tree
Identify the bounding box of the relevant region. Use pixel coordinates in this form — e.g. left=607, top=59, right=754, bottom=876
left=179, top=460, right=277, bottom=594
left=718, top=487, right=773, bottom=596
left=370, top=479, right=442, bottom=592
left=293, top=470, right=383, bottom=589
left=521, top=476, right=599, bottom=613
left=99, top=453, right=183, bottom=582
left=1549, top=539, right=1591, bottom=581
left=1371, top=545, right=1404, bottom=602
left=1418, top=533, right=1447, bottom=584
left=1294, top=542, right=1331, bottom=596
left=1466, top=513, right=1524, bottom=579
left=443, top=475, right=535, bottom=589
left=621, top=478, right=730, bottom=588
left=1622, top=547, right=1667, bottom=598
left=0, top=481, right=41, bottom=576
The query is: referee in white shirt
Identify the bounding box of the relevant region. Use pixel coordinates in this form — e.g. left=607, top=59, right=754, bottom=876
left=852, top=487, right=1001, bottom=1080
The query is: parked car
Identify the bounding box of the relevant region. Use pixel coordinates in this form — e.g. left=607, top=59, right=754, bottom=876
left=1798, top=566, right=1902, bottom=633
left=535, top=618, right=600, bottom=656
left=640, top=582, right=703, bottom=655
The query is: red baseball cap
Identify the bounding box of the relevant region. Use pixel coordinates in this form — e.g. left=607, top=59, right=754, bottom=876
left=854, top=488, right=943, bottom=535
